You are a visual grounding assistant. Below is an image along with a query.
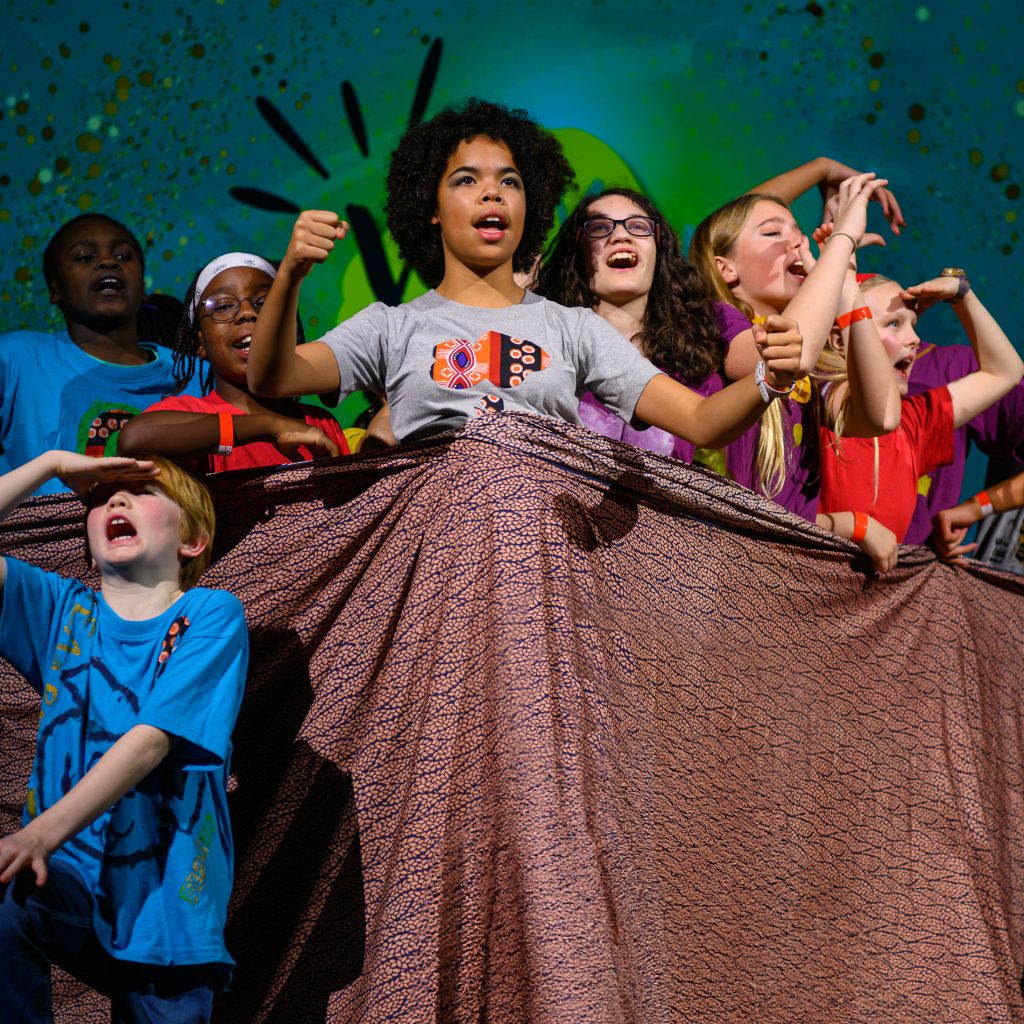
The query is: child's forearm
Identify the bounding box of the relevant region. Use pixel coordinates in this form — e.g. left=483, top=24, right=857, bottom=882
left=0, top=452, right=63, bottom=521
left=119, top=411, right=290, bottom=458
left=956, top=290, right=1024, bottom=386
left=636, top=373, right=769, bottom=449
left=247, top=271, right=304, bottom=397
left=842, top=307, right=902, bottom=437
left=19, top=724, right=173, bottom=857
left=747, top=156, right=831, bottom=203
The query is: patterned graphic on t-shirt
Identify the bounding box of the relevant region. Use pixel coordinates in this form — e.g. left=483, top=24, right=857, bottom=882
left=77, top=400, right=143, bottom=457
left=157, top=615, right=191, bottom=674
left=473, top=394, right=505, bottom=417
left=431, top=332, right=550, bottom=390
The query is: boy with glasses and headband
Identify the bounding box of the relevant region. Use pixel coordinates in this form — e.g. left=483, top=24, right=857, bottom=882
left=118, top=252, right=350, bottom=472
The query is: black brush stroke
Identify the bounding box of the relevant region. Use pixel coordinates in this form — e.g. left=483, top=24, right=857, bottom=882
left=341, top=81, right=369, bottom=158
left=256, top=96, right=329, bottom=179
left=409, top=39, right=442, bottom=128
left=230, top=187, right=301, bottom=214
left=346, top=204, right=412, bottom=306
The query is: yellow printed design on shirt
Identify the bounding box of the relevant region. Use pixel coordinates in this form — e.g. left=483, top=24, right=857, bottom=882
left=178, top=814, right=216, bottom=907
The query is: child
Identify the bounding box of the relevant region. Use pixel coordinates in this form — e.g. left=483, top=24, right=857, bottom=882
left=689, top=174, right=893, bottom=518
left=816, top=272, right=1024, bottom=571
left=0, top=451, right=248, bottom=1022
left=533, top=187, right=733, bottom=466
left=246, top=99, right=805, bottom=452
left=0, top=214, right=192, bottom=495
left=118, top=252, right=349, bottom=472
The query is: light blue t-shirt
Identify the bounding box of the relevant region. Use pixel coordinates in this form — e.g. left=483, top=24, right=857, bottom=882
left=0, top=330, right=193, bottom=496
left=0, top=558, right=248, bottom=966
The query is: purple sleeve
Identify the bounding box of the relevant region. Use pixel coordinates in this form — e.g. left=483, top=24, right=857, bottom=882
left=713, top=301, right=753, bottom=348
left=909, top=342, right=1024, bottom=461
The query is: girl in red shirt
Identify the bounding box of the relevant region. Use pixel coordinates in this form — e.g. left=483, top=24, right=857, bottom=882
left=118, top=253, right=349, bottom=472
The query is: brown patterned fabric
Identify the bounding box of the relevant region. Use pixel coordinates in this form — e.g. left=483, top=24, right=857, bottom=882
left=1, top=413, right=1023, bottom=1023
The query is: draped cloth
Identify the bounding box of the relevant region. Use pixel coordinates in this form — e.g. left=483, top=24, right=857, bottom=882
left=1, top=413, right=1022, bottom=1023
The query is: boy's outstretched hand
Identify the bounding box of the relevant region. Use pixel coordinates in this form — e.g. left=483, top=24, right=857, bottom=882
left=0, top=826, right=50, bottom=886
left=51, top=452, right=159, bottom=496
left=283, top=210, right=350, bottom=282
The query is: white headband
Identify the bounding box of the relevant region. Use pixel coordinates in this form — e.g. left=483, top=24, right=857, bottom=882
left=191, top=252, right=277, bottom=321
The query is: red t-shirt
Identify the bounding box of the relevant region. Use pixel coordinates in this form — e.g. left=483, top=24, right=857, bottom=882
left=144, top=391, right=350, bottom=474
left=819, top=386, right=954, bottom=542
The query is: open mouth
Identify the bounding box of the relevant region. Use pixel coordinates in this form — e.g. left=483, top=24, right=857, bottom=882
left=106, top=516, right=138, bottom=544
left=788, top=260, right=807, bottom=279
left=894, top=355, right=914, bottom=377
left=474, top=214, right=508, bottom=240
left=606, top=250, right=639, bottom=269
left=233, top=336, right=252, bottom=352
left=93, top=275, right=125, bottom=295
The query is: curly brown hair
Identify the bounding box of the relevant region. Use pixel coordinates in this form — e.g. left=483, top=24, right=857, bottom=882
left=533, top=188, right=723, bottom=386
left=384, top=98, right=575, bottom=289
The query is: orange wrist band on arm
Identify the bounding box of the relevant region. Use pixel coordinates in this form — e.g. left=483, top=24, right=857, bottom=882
left=836, top=307, right=872, bottom=330
left=217, top=411, right=234, bottom=456
left=851, top=511, right=869, bottom=543
left=974, top=490, right=994, bottom=517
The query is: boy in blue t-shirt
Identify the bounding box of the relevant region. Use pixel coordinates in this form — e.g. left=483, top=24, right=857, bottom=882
left=0, top=450, right=248, bottom=1023
left=0, top=214, right=192, bottom=496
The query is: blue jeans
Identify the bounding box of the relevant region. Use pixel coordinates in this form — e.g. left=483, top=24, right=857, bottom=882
left=0, top=858, right=227, bottom=1024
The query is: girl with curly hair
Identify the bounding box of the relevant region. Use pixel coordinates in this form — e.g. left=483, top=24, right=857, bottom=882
left=534, top=187, right=748, bottom=467
left=247, top=99, right=802, bottom=451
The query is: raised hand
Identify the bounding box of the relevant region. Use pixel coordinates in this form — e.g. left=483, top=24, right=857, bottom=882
left=827, top=173, right=892, bottom=250
left=52, top=452, right=159, bottom=496
left=812, top=216, right=886, bottom=255
left=755, top=315, right=803, bottom=389
left=282, top=210, right=350, bottom=281
left=272, top=417, right=341, bottom=460
left=817, top=160, right=905, bottom=235
left=900, top=276, right=962, bottom=314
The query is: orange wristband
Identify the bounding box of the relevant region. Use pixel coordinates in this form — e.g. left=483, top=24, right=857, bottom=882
left=217, top=411, right=234, bottom=456
left=851, top=511, right=869, bottom=543
left=836, top=307, right=872, bottom=329
left=974, top=490, right=994, bottom=517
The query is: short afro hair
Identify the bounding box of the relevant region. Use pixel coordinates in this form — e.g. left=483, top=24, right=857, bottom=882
left=384, top=98, right=575, bottom=289
left=42, top=213, right=146, bottom=287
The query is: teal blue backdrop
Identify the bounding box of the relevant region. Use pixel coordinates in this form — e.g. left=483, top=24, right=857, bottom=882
left=1, top=0, right=1022, bottom=487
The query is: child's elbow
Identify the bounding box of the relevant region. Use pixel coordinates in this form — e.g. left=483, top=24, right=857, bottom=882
left=116, top=419, right=145, bottom=456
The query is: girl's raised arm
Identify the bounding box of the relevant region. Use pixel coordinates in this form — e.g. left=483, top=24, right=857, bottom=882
left=726, top=174, right=891, bottom=381
left=749, top=156, right=905, bottom=235
left=247, top=210, right=348, bottom=398
left=907, top=278, right=1024, bottom=429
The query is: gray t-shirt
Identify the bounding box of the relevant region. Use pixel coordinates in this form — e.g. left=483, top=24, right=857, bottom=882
left=318, top=289, right=662, bottom=442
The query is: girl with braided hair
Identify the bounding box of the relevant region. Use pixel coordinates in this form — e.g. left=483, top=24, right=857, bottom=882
left=118, top=253, right=348, bottom=472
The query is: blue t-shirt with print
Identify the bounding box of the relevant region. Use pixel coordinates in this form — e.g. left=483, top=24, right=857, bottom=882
left=0, top=558, right=248, bottom=966
left=0, top=330, right=198, bottom=496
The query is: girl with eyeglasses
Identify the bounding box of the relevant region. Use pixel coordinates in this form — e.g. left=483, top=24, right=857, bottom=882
left=117, top=252, right=350, bottom=471
left=246, top=99, right=804, bottom=456
left=534, top=187, right=763, bottom=467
